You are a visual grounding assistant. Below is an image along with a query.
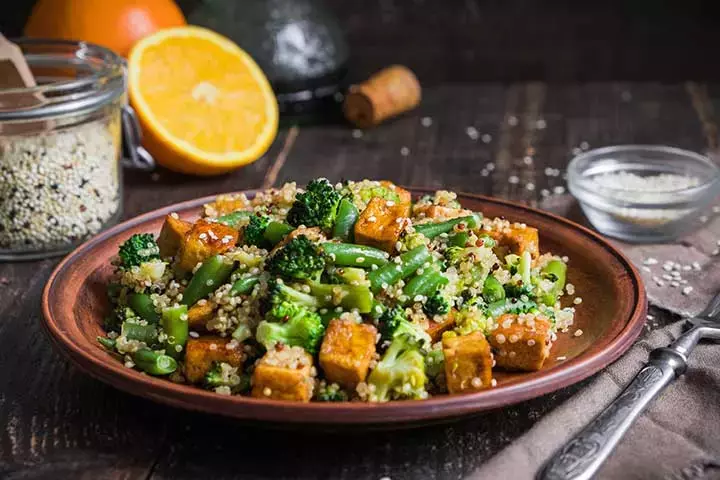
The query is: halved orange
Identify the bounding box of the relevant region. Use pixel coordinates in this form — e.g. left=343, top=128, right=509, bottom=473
left=128, top=26, right=278, bottom=175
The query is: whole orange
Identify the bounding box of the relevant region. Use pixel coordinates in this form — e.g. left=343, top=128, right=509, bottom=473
left=25, top=0, right=186, bottom=57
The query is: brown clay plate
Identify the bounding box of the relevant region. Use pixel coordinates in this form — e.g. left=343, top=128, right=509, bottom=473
left=41, top=190, right=646, bottom=426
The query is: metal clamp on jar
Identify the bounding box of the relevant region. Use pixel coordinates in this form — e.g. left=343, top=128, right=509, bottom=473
left=0, top=39, right=154, bottom=260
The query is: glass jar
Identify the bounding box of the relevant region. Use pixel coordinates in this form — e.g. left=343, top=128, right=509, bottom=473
left=0, top=39, right=131, bottom=260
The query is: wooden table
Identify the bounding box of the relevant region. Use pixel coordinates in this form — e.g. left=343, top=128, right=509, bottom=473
left=1, top=80, right=714, bottom=479
left=3, top=1, right=720, bottom=478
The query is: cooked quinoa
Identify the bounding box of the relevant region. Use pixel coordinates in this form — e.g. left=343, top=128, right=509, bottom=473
left=98, top=179, right=578, bottom=403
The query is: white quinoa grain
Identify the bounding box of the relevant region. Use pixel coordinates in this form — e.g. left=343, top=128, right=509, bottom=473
left=495, top=334, right=506, bottom=344
left=421, top=117, right=433, bottom=127
left=481, top=134, right=492, bottom=143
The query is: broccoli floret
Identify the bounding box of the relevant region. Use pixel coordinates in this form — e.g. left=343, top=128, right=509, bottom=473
left=104, top=306, right=137, bottom=333
left=454, top=294, right=490, bottom=335
left=118, top=233, right=160, bottom=269
left=256, top=301, right=325, bottom=354
left=287, top=178, right=342, bottom=230
left=378, top=306, right=431, bottom=347
left=267, top=278, right=319, bottom=309
left=243, top=214, right=271, bottom=248
left=444, top=246, right=465, bottom=265
left=423, top=291, right=450, bottom=316
left=204, top=361, right=243, bottom=392
left=425, top=348, right=445, bottom=379
left=315, top=383, right=349, bottom=402
left=267, top=235, right=326, bottom=280
left=368, top=334, right=428, bottom=402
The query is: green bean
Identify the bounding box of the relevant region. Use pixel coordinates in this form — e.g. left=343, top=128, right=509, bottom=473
left=403, top=267, right=448, bottom=300
left=332, top=198, right=360, bottom=242
left=448, top=231, right=469, bottom=247
left=127, top=293, right=159, bottom=324
left=482, top=276, right=506, bottom=303
left=162, top=305, right=189, bottom=358
left=368, top=245, right=431, bottom=292
left=97, top=336, right=116, bottom=351
left=231, top=324, right=252, bottom=342
left=121, top=321, right=158, bottom=346
left=263, top=221, right=294, bottom=245
left=322, top=243, right=389, bottom=268
left=308, top=283, right=374, bottom=313
left=133, top=348, right=178, bottom=376
left=414, top=214, right=481, bottom=239
left=540, top=259, right=567, bottom=306
left=217, top=210, right=252, bottom=228
left=519, top=251, right=532, bottom=286
left=229, top=274, right=260, bottom=296
left=182, top=255, right=235, bottom=306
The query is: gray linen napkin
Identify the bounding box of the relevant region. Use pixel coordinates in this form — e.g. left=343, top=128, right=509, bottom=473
left=469, top=195, right=720, bottom=479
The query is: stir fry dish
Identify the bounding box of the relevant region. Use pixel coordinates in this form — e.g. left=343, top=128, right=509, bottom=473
left=98, top=179, right=577, bottom=402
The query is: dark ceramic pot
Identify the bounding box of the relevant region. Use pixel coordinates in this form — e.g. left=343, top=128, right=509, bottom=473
left=182, top=0, right=349, bottom=122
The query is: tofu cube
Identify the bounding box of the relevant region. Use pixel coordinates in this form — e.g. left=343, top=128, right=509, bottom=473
left=187, top=301, right=215, bottom=330
left=354, top=197, right=411, bottom=253
left=442, top=332, right=494, bottom=393
left=184, top=336, right=245, bottom=384
left=380, top=181, right=412, bottom=207
left=490, top=224, right=540, bottom=259
left=425, top=310, right=457, bottom=342
left=251, top=346, right=315, bottom=402
left=176, top=220, right=238, bottom=272
left=204, top=194, right=250, bottom=216
left=487, top=314, right=552, bottom=371
left=319, top=319, right=377, bottom=388
left=157, top=214, right=192, bottom=258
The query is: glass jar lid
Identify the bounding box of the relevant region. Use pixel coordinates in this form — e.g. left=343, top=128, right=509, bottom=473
left=0, top=39, right=125, bottom=122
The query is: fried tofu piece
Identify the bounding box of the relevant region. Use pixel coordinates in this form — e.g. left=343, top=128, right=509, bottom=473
left=187, top=301, right=215, bottom=330
left=489, top=224, right=540, bottom=259
left=442, top=332, right=494, bottom=393
left=204, top=194, right=250, bottom=216
left=157, top=214, right=192, bottom=258
left=176, top=220, right=238, bottom=272
left=380, top=181, right=412, bottom=207
left=184, top=336, right=245, bottom=384
left=413, top=204, right=472, bottom=221
left=425, top=310, right=457, bottom=342
left=319, top=319, right=377, bottom=388
left=487, top=314, right=552, bottom=371
left=251, top=346, right=315, bottom=402
left=354, top=197, right=411, bottom=252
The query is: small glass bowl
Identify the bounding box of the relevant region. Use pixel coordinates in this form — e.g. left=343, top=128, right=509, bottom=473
left=567, top=145, right=720, bottom=243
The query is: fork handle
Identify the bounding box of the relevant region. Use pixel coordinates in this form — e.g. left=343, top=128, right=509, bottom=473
left=538, top=347, right=686, bottom=480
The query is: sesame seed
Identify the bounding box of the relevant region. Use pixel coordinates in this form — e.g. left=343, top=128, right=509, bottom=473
left=495, top=334, right=506, bottom=344
left=420, top=116, right=433, bottom=127
left=481, top=134, right=492, bottom=143
left=670, top=281, right=679, bottom=287
left=486, top=162, right=495, bottom=171
left=352, top=129, right=363, bottom=138
left=647, top=314, right=654, bottom=320
left=466, top=126, right=479, bottom=140
left=525, top=182, right=536, bottom=191
left=643, top=257, right=658, bottom=265
left=507, top=116, right=518, bottom=126
left=508, top=351, right=517, bottom=358
left=556, top=356, right=567, bottom=361
left=400, top=147, right=410, bottom=156
left=553, top=186, right=565, bottom=195
left=573, top=297, right=583, bottom=305
left=356, top=256, right=366, bottom=263
left=509, top=334, right=519, bottom=343
left=527, top=339, right=536, bottom=346
left=580, top=141, right=589, bottom=150
left=682, top=286, right=694, bottom=295
left=540, top=189, right=550, bottom=197
left=508, top=175, right=519, bottom=184
left=536, top=119, right=547, bottom=129
left=471, top=377, right=483, bottom=388
left=574, top=329, right=583, bottom=337
left=263, top=387, right=272, bottom=396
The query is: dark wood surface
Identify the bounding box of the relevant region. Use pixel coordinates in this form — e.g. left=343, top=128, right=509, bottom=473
left=3, top=1, right=720, bottom=478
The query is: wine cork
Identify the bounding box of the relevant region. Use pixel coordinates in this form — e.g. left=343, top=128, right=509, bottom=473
left=343, top=65, right=421, bottom=129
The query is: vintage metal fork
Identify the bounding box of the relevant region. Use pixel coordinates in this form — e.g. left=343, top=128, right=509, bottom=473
left=539, top=293, right=720, bottom=480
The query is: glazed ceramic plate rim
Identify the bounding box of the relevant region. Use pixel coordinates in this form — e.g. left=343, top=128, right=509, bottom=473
left=41, top=190, right=647, bottom=425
